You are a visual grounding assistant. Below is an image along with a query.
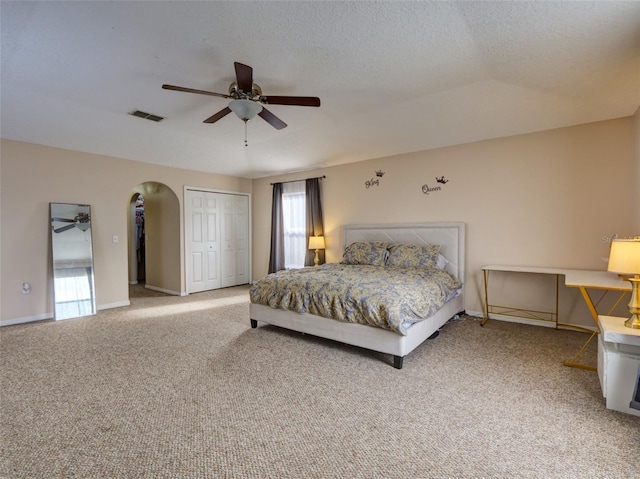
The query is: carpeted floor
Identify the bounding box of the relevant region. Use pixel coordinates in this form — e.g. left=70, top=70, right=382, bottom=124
left=1, top=285, right=639, bottom=478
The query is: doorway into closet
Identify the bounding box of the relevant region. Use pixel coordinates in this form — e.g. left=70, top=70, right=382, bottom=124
left=128, top=182, right=181, bottom=298
left=134, top=195, right=145, bottom=283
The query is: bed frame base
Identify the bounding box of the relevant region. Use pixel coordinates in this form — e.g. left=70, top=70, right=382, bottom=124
left=253, top=312, right=411, bottom=367
left=249, top=295, right=463, bottom=369
left=249, top=311, right=458, bottom=370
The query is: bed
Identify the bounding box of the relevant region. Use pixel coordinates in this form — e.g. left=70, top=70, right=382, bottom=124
left=249, top=222, right=465, bottom=368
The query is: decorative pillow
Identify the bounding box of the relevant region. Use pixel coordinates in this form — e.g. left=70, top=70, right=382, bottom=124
left=342, top=241, right=389, bottom=266
left=436, top=253, right=450, bottom=270
left=386, top=243, right=441, bottom=268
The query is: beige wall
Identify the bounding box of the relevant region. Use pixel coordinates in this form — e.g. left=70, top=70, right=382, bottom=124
left=632, top=107, right=640, bottom=233
left=2, top=115, right=637, bottom=326
left=252, top=118, right=636, bottom=327
left=0, top=139, right=251, bottom=323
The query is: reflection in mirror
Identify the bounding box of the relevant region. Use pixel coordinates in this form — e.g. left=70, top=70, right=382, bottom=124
left=50, top=203, right=96, bottom=320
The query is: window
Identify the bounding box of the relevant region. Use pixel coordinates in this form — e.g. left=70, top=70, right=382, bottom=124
left=282, top=181, right=306, bottom=269
left=269, top=177, right=323, bottom=274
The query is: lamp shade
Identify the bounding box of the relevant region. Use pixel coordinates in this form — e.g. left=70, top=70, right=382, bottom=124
left=228, top=99, right=263, bottom=121
left=607, top=239, right=640, bottom=275
left=308, top=236, right=325, bottom=250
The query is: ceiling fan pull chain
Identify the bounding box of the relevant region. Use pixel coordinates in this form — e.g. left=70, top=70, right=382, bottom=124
left=244, top=120, right=249, bottom=147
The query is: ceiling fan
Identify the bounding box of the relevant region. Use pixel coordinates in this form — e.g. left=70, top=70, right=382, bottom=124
left=162, top=62, right=321, bottom=135
left=51, top=213, right=91, bottom=233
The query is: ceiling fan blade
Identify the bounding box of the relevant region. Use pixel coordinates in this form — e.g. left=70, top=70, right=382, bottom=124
left=203, top=107, right=232, bottom=124
left=258, top=107, right=287, bottom=130
left=260, top=96, right=321, bottom=107
left=54, top=224, right=76, bottom=234
left=51, top=217, right=74, bottom=223
left=162, top=84, right=230, bottom=99
left=234, top=62, right=253, bottom=93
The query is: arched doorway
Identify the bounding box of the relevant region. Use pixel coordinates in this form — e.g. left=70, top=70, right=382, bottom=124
left=127, top=182, right=181, bottom=297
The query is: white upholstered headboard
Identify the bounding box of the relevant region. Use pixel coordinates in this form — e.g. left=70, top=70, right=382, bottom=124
left=343, top=222, right=465, bottom=283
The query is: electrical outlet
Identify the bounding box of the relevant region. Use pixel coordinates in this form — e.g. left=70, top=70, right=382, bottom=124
left=22, top=282, right=31, bottom=294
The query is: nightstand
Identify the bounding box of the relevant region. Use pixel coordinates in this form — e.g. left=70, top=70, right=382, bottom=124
left=597, top=315, right=640, bottom=416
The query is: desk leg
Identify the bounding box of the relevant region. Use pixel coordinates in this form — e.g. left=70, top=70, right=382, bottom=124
left=563, top=331, right=598, bottom=371
left=578, top=286, right=599, bottom=324
left=563, top=286, right=599, bottom=371
left=578, top=286, right=628, bottom=321
left=563, top=287, right=628, bottom=371
left=481, top=269, right=489, bottom=326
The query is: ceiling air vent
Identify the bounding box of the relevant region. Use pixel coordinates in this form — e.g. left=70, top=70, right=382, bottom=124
left=128, top=110, right=164, bottom=122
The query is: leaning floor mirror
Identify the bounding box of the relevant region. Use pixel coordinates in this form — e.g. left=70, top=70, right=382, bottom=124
left=50, top=203, right=96, bottom=320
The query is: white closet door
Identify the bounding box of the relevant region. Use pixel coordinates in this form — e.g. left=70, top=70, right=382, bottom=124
left=220, top=194, right=236, bottom=288
left=234, top=195, right=249, bottom=285
left=186, top=189, right=250, bottom=293
left=186, top=190, right=221, bottom=293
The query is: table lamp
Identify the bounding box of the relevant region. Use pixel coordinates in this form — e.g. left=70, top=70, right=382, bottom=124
left=607, top=238, right=640, bottom=329
left=308, top=236, right=325, bottom=266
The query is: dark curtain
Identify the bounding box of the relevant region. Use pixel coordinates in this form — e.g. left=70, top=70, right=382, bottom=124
left=268, top=183, right=285, bottom=273
left=304, top=178, right=325, bottom=266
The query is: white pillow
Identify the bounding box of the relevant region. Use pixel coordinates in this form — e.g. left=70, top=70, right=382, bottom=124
left=436, top=253, right=450, bottom=270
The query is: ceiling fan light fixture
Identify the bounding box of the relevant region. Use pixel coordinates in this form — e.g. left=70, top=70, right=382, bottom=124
left=228, top=99, right=263, bottom=121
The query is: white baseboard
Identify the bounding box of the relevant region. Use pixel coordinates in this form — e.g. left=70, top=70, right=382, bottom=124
left=485, top=312, right=557, bottom=329
left=1, top=301, right=131, bottom=327
left=0, top=313, right=53, bottom=327
left=97, top=301, right=131, bottom=310
left=144, top=284, right=182, bottom=296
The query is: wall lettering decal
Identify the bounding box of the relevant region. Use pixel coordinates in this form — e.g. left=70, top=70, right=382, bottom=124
left=422, top=184, right=441, bottom=194
left=422, top=176, right=449, bottom=195
left=365, top=170, right=385, bottom=189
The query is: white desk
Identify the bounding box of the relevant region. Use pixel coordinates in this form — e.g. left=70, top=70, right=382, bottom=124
left=598, top=316, right=640, bottom=416
left=563, top=269, right=631, bottom=320
left=482, top=266, right=630, bottom=370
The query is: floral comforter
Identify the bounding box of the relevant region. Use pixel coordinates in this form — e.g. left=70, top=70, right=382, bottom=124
left=249, top=263, right=462, bottom=335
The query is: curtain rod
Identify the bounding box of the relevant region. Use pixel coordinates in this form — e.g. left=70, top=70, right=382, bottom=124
left=270, top=175, right=325, bottom=186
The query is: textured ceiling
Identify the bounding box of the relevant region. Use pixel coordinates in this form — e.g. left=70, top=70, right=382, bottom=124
left=1, top=1, right=639, bottom=179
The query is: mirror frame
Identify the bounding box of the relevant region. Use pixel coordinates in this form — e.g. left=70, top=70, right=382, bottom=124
left=50, top=202, right=96, bottom=320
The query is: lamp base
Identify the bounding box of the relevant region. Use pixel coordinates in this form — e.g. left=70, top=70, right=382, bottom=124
left=624, top=277, right=639, bottom=329
left=625, top=314, right=640, bottom=329
left=314, top=249, right=320, bottom=267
